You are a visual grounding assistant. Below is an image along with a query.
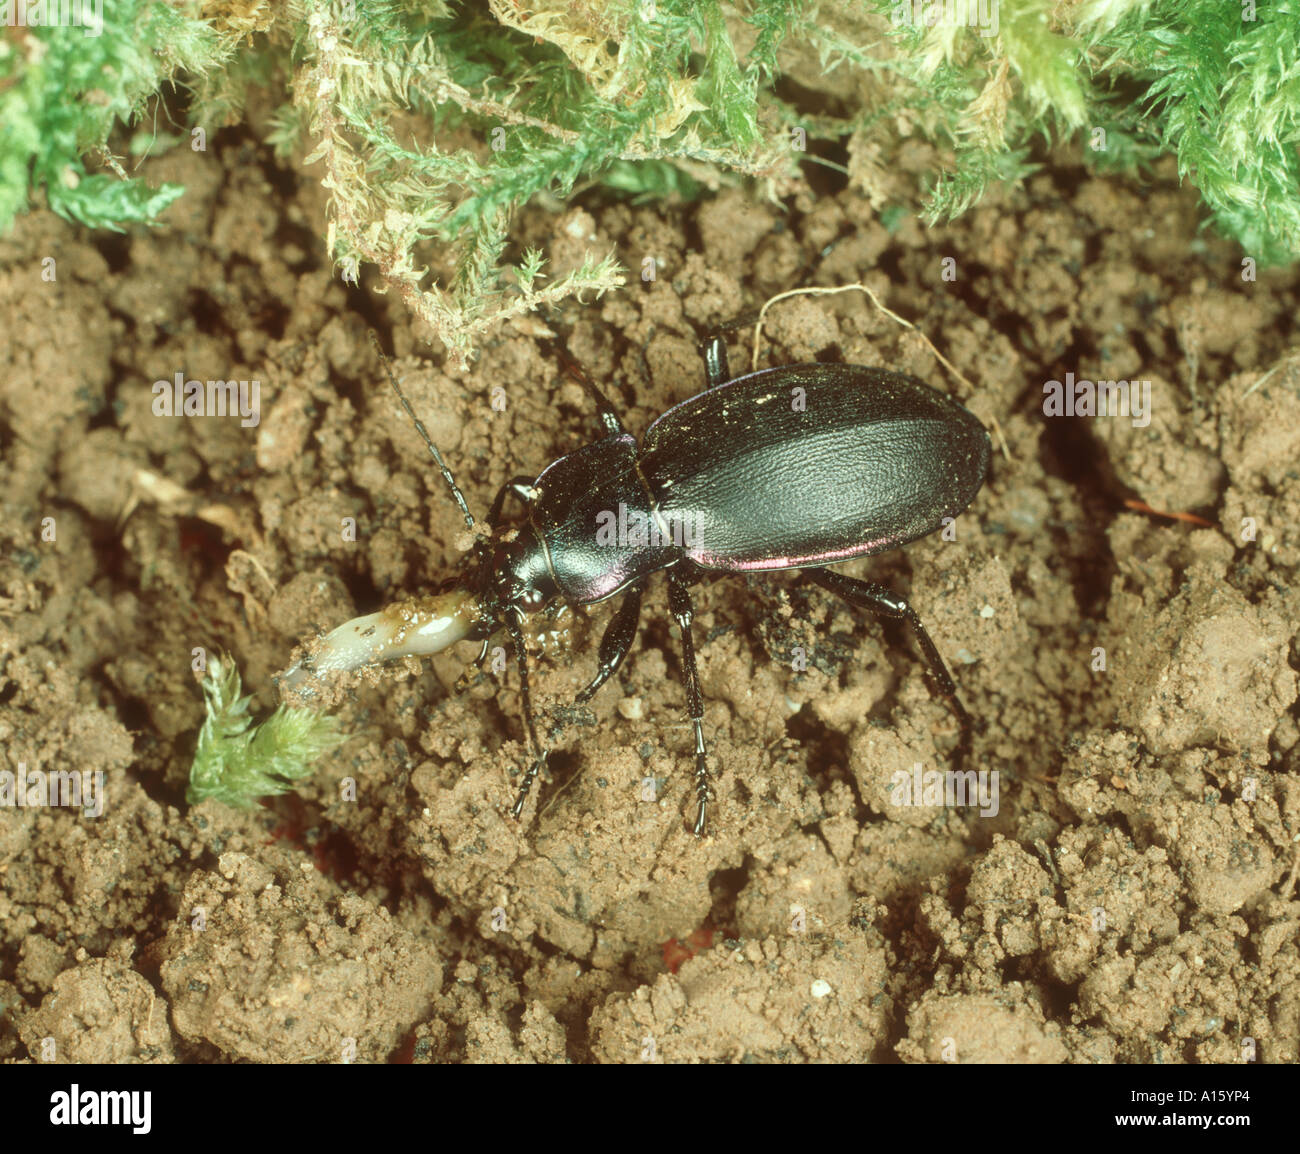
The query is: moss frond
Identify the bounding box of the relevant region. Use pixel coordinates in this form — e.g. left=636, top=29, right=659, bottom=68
left=0, top=0, right=239, bottom=232
left=186, top=654, right=344, bottom=809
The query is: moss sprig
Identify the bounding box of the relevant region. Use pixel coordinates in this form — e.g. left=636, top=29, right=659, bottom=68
left=186, top=654, right=344, bottom=809
left=860, top=0, right=1300, bottom=262
left=0, top=0, right=245, bottom=231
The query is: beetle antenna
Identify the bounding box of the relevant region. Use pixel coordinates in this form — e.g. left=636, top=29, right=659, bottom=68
left=368, top=330, right=475, bottom=529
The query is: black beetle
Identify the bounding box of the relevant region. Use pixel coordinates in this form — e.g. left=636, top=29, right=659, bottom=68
left=282, top=330, right=991, bottom=836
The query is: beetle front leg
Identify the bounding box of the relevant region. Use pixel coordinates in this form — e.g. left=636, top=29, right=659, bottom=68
left=805, top=568, right=972, bottom=762
left=667, top=569, right=713, bottom=837
left=506, top=608, right=549, bottom=821
left=454, top=637, right=492, bottom=693
left=488, top=475, right=537, bottom=526
left=509, top=585, right=647, bottom=822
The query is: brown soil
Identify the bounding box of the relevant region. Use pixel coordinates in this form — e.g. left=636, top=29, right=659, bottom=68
left=2, top=138, right=1299, bottom=1064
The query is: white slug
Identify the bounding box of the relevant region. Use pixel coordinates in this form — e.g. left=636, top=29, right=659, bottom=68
left=279, top=591, right=482, bottom=690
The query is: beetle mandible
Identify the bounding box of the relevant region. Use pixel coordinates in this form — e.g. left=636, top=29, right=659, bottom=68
left=280, top=329, right=991, bottom=836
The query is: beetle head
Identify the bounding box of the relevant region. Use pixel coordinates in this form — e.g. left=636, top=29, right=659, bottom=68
left=472, top=525, right=558, bottom=622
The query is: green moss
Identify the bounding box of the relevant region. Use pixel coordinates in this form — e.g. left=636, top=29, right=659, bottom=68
left=3, top=0, right=1297, bottom=360
left=867, top=0, right=1300, bottom=263
left=0, top=0, right=228, bottom=231
left=186, top=654, right=344, bottom=809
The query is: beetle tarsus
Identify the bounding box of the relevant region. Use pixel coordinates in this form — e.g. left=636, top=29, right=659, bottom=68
left=507, top=608, right=552, bottom=822
left=511, top=751, right=546, bottom=820
left=691, top=755, right=712, bottom=837
left=668, top=569, right=716, bottom=837
left=947, top=692, right=974, bottom=766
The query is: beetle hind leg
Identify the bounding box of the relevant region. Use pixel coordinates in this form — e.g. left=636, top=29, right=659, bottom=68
left=805, top=567, right=973, bottom=763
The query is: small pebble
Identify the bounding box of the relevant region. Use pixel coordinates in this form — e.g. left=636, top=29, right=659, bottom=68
left=811, top=979, right=832, bottom=999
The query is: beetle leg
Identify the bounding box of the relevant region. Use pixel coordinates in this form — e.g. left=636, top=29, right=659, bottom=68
left=699, top=334, right=731, bottom=389
left=508, top=584, right=646, bottom=819
left=488, top=475, right=537, bottom=526
left=667, top=569, right=713, bottom=837
left=575, top=581, right=644, bottom=703
left=454, top=637, right=492, bottom=694
left=545, top=340, right=629, bottom=438
left=506, top=608, right=549, bottom=821
left=804, top=568, right=972, bottom=763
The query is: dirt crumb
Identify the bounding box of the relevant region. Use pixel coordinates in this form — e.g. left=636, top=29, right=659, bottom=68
left=158, top=854, right=441, bottom=1062
left=16, top=957, right=174, bottom=1064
